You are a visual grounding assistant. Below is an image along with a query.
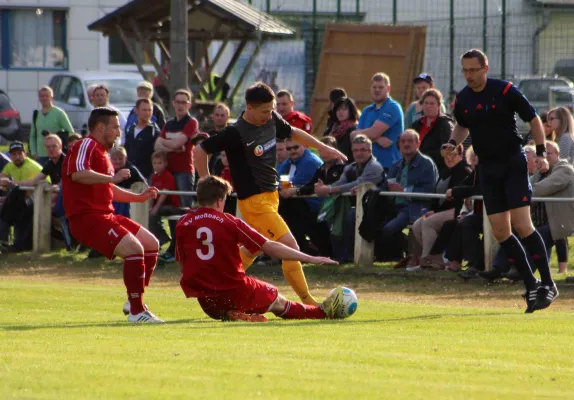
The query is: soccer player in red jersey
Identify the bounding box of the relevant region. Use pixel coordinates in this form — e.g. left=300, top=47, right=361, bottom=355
left=62, top=108, right=163, bottom=323
left=176, top=176, right=346, bottom=322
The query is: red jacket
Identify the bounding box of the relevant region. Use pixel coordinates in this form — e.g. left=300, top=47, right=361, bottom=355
left=283, top=111, right=313, bottom=134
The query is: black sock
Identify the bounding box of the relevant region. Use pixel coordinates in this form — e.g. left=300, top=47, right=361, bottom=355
left=521, top=230, right=554, bottom=286
left=499, top=234, right=538, bottom=290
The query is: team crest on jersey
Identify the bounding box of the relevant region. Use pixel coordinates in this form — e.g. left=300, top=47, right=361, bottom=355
left=253, top=138, right=276, bottom=157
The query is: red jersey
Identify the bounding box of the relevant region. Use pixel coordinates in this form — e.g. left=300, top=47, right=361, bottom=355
left=160, top=115, right=198, bottom=174
left=220, top=167, right=234, bottom=190
left=176, top=207, right=268, bottom=297
left=151, top=169, right=180, bottom=207
left=284, top=111, right=312, bottom=134
left=62, top=137, right=114, bottom=218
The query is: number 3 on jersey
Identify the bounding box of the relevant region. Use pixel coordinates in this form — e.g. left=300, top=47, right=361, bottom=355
left=196, top=227, right=215, bottom=260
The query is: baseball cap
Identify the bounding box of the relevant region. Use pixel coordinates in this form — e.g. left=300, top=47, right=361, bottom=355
left=9, top=141, right=25, bottom=153
left=413, top=73, right=434, bottom=85
left=137, top=81, right=154, bottom=90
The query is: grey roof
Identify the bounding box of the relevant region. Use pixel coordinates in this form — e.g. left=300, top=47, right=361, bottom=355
left=88, top=0, right=295, bottom=39
left=535, top=0, right=574, bottom=5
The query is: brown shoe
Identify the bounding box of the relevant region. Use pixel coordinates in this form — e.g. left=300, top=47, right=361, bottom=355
left=420, top=254, right=445, bottom=271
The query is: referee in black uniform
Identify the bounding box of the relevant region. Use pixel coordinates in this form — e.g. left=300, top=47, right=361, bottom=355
left=443, top=49, right=557, bottom=313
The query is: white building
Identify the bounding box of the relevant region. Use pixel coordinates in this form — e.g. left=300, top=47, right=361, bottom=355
left=0, top=0, right=159, bottom=124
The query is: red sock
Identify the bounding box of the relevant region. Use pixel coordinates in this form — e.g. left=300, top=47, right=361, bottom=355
left=276, top=300, right=326, bottom=320
left=123, top=254, right=145, bottom=315
left=144, top=252, right=158, bottom=287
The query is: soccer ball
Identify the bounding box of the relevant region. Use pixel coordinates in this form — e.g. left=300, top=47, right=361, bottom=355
left=331, top=287, right=358, bottom=318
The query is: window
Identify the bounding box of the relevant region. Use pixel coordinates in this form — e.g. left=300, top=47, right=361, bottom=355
left=54, top=76, right=72, bottom=101
left=108, top=34, right=152, bottom=65
left=66, top=78, right=85, bottom=106
left=0, top=8, right=67, bottom=69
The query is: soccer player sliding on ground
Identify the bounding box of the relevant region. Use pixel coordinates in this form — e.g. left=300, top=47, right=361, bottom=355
left=176, top=176, right=347, bottom=322
left=62, top=107, right=163, bottom=323
left=442, top=49, right=557, bottom=313
left=194, top=82, right=347, bottom=306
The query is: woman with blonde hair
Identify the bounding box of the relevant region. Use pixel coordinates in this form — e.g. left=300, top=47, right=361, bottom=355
left=548, top=106, right=574, bottom=164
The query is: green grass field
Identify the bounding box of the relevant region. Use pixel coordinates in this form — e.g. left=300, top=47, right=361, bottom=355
left=2, top=252, right=574, bottom=399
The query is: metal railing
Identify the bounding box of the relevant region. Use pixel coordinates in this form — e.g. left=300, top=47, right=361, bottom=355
left=25, top=181, right=574, bottom=270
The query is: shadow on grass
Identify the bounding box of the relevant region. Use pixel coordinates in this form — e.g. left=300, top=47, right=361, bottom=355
left=0, top=312, right=516, bottom=332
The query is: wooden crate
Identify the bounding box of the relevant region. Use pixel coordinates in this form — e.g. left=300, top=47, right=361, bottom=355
left=311, top=23, right=427, bottom=136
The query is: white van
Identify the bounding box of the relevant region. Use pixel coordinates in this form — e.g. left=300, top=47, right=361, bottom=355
left=48, top=71, right=143, bottom=132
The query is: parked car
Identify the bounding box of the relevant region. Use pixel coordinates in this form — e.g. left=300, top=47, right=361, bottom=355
left=49, top=71, right=144, bottom=132
left=0, top=90, right=22, bottom=142
left=513, top=75, right=573, bottom=135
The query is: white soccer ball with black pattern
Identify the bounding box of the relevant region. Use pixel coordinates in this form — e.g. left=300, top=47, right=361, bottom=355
left=332, top=287, right=358, bottom=318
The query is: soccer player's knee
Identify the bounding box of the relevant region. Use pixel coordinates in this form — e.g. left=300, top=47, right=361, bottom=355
left=514, top=222, right=534, bottom=238
left=124, top=235, right=145, bottom=255
left=269, top=294, right=287, bottom=315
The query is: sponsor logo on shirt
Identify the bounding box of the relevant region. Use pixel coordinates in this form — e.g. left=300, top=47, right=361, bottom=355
left=382, top=113, right=392, bottom=120
left=253, top=138, right=276, bottom=157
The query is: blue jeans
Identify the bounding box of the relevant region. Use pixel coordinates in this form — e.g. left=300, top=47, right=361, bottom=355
left=173, top=172, right=195, bottom=208
left=382, top=205, right=411, bottom=240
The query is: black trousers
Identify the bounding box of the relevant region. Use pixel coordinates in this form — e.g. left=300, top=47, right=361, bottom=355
left=279, top=198, right=332, bottom=257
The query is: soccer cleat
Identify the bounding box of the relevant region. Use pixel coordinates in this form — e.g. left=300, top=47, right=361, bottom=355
left=321, top=287, right=344, bottom=319
left=128, top=310, right=164, bottom=323
left=225, top=310, right=268, bottom=322
left=523, top=284, right=540, bottom=314
left=533, top=284, right=559, bottom=312
left=122, top=300, right=148, bottom=315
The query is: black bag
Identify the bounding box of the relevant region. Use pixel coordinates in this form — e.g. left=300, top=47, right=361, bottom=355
left=359, top=189, right=393, bottom=242
left=0, top=187, right=27, bottom=225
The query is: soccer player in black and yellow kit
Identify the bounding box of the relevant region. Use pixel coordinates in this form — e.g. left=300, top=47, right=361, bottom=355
left=194, top=82, right=347, bottom=305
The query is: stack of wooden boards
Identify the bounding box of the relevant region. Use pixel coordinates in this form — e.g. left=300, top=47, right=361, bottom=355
left=311, top=24, right=427, bottom=135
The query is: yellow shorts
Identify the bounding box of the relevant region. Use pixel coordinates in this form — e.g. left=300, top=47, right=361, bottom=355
left=238, top=191, right=290, bottom=241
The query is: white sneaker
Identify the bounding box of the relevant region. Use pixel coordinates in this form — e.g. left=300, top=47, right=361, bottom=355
left=128, top=310, right=164, bottom=324
left=406, top=265, right=421, bottom=272
left=122, top=300, right=148, bottom=315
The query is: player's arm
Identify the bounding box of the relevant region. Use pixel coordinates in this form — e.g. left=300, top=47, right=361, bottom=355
left=291, top=128, right=347, bottom=163
left=72, top=170, right=115, bottom=184
left=261, top=241, right=337, bottom=265
left=509, top=84, right=547, bottom=160
left=194, top=145, right=210, bottom=178
left=154, top=137, right=171, bottom=152
left=194, top=128, right=229, bottom=178
left=112, top=185, right=158, bottom=203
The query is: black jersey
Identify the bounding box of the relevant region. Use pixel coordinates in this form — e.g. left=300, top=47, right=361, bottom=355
left=200, top=111, right=292, bottom=200
left=454, top=78, right=536, bottom=162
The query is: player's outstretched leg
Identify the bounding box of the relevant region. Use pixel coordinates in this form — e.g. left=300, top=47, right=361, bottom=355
left=115, top=233, right=163, bottom=323
left=269, top=290, right=344, bottom=320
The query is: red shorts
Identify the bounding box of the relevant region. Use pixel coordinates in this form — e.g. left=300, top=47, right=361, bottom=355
left=197, top=277, right=279, bottom=320
left=69, top=213, right=141, bottom=259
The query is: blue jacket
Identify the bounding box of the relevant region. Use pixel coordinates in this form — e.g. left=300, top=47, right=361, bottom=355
left=278, top=149, right=324, bottom=211
left=386, top=152, right=438, bottom=223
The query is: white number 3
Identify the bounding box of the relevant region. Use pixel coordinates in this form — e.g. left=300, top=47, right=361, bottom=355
left=196, top=227, right=214, bottom=260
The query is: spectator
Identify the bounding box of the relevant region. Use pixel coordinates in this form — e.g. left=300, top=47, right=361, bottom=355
left=548, top=106, right=574, bottom=164
left=19, top=134, right=64, bottom=186
left=149, top=151, right=185, bottom=262
left=329, top=97, right=360, bottom=163
left=324, top=87, right=348, bottom=136
left=154, top=89, right=199, bottom=207
left=86, top=84, right=97, bottom=107
left=276, top=90, right=313, bottom=134
left=531, top=141, right=573, bottom=274
left=411, top=89, right=454, bottom=173
left=276, top=139, right=289, bottom=166
left=30, top=86, right=74, bottom=164
left=297, top=136, right=346, bottom=196
left=206, top=102, right=231, bottom=176
left=0, top=142, right=47, bottom=252
left=278, top=139, right=327, bottom=255
left=124, top=98, right=161, bottom=179
left=404, top=74, right=446, bottom=127
left=110, top=147, right=147, bottom=218
left=383, top=130, right=438, bottom=260
left=353, top=73, right=403, bottom=171
left=92, top=85, right=128, bottom=134
left=409, top=144, right=472, bottom=271
left=125, top=81, right=166, bottom=134
left=314, top=135, right=385, bottom=261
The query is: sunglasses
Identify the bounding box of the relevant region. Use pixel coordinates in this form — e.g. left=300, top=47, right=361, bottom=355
left=286, top=145, right=300, bottom=151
